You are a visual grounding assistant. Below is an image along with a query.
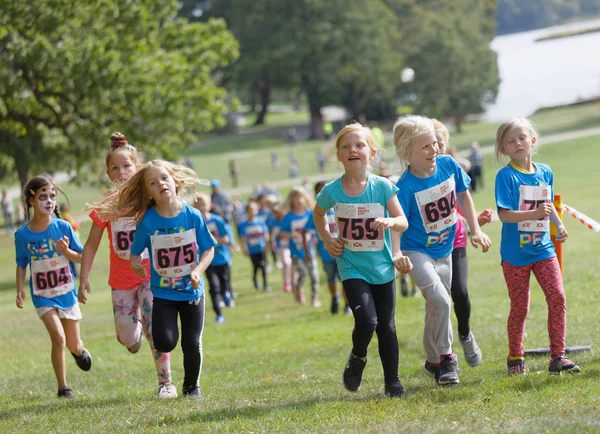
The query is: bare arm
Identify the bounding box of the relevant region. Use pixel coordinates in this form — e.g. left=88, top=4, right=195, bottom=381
left=458, top=190, right=491, bottom=252
left=79, top=223, right=104, bottom=303
left=313, top=204, right=344, bottom=257
left=497, top=203, right=552, bottom=223
left=16, top=266, right=26, bottom=308
left=190, top=247, right=215, bottom=289
left=131, top=254, right=147, bottom=278
left=370, top=195, right=409, bottom=232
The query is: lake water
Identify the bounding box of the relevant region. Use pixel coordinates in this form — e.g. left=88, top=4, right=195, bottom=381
left=485, top=19, right=600, bottom=121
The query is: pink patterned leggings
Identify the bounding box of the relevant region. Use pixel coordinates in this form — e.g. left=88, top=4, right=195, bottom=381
left=501, top=257, right=566, bottom=360
left=112, top=282, right=172, bottom=385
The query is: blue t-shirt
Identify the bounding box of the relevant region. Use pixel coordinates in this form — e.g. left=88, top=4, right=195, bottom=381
left=205, top=213, right=233, bottom=266
left=238, top=217, right=268, bottom=255
left=396, top=155, right=470, bottom=259
left=316, top=173, right=398, bottom=284
left=304, top=209, right=336, bottom=263
left=15, top=218, right=83, bottom=309
left=495, top=161, right=556, bottom=266
left=280, top=210, right=314, bottom=260
left=131, top=203, right=217, bottom=301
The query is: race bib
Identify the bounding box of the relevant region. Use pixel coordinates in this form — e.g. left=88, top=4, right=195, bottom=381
left=112, top=218, right=147, bottom=260
left=414, top=176, right=457, bottom=234
left=334, top=203, right=384, bottom=252
left=518, top=185, right=551, bottom=232
left=151, top=229, right=198, bottom=278
left=245, top=225, right=264, bottom=247
left=31, top=256, right=75, bottom=298
left=291, top=218, right=308, bottom=249
left=327, top=213, right=338, bottom=238
left=207, top=221, right=219, bottom=238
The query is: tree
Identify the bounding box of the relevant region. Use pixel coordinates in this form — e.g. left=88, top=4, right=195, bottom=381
left=403, top=0, right=500, bottom=132
left=0, top=0, right=238, bottom=188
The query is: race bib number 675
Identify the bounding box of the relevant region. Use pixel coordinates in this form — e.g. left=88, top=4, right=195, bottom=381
left=334, top=203, right=384, bottom=252
left=151, top=229, right=198, bottom=278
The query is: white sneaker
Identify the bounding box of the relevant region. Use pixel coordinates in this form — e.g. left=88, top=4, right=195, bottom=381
left=460, top=333, right=482, bottom=367
left=157, top=383, right=178, bottom=398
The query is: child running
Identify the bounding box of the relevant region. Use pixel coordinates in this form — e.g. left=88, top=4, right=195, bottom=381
left=314, top=123, right=412, bottom=398
left=432, top=119, right=492, bottom=368
left=269, top=203, right=293, bottom=292
left=95, top=159, right=217, bottom=398
left=238, top=200, right=271, bottom=292
left=494, top=117, right=580, bottom=375
left=393, top=115, right=491, bottom=386
left=280, top=187, right=320, bottom=307
left=303, top=181, right=352, bottom=315
left=79, top=133, right=174, bottom=398
left=15, top=175, right=92, bottom=398
left=194, top=192, right=234, bottom=324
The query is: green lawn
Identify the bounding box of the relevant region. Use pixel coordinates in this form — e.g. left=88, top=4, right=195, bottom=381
left=1, top=134, right=600, bottom=432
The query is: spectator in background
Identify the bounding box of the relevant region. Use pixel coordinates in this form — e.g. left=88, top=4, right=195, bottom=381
left=1, top=189, right=14, bottom=234
left=229, top=159, right=238, bottom=188
left=210, top=179, right=233, bottom=223
left=271, top=152, right=281, bottom=171
left=468, top=141, right=484, bottom=192
left=322, top=121, right=334, bottom=140
left=370, top=123, right=385, bottom=149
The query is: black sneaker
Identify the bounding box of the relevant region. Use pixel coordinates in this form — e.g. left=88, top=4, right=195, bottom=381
left=343, top=351, right=367, bottom=392
left=400, top=278, right=409, bottom=297
left=549, top=356, right=581, bottom=375
left=384, top=377, right=406, bottom=398
left=71, top=348, right=92, bottom=372
left=57, top=387, right=74, bottom=398
left=422, top=361, right=440, bottom=382
left=182, top=385, right=202, bottom=398
left=331, top=296, right=340, bottom=314
left=438, top=356, right=459, bottom=385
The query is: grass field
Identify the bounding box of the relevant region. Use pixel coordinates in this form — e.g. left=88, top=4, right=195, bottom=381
left=1, top=132, right=600, bottom=433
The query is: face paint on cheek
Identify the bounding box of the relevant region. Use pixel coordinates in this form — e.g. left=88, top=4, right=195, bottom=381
left=37, top=194, right=57, bottom=215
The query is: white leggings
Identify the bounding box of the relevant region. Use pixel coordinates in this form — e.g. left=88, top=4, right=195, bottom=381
left=403, top=250, right=453, bottom=363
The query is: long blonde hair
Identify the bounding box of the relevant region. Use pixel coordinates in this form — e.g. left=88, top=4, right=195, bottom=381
left=495, top=117, right=539, bottom=163
left=92, top=160, right=208, bottom=224
left=392, top=115, right=435, bottom=162
left=285, top=186, right=314, bottom=212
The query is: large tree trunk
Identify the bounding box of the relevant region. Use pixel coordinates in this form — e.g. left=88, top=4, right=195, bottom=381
left=253, top=79, right=272, bottom=126
left=454, top=114, right=465, bottom=133
left=309, top=106, right=324, bottom=140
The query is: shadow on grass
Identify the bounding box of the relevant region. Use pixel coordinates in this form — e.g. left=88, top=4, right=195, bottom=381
left=0, top=280, right=16, bottom=291
left=0, top=396, right=129, bottom=420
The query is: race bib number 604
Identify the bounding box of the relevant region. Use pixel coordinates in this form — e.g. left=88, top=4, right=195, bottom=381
left=31, top=256, right=74, bottom=298
left=151, top=229, right=198, bottom=278
left=334, top=203, right=384, bottom=252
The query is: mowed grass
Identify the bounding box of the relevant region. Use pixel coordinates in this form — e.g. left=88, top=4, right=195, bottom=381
left=1, top=134, right=600, bottom=433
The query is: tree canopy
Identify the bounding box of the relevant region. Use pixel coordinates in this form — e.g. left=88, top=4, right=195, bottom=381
left=0, top=0, right=238, bottom=188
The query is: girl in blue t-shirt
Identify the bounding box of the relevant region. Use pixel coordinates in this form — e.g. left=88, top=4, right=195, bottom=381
left=238, top=200, right=270, bottom=292
left=494, top=117, right=580, bottom=376
left=393, top=115, right=491, bottom=387
left=15, top=175, right=92, bottom=398
left=314, top=123, right=412, bottom=398
left=96, top=160, right=217, bottom=398
left=280, top=187, right=320, bottom=306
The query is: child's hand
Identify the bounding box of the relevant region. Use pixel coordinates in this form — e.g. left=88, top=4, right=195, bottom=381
left=470, top=230, right=491, bottom=253
left=78, top=278, right=91, bottom=304
left=55, top=236, right=70, bottom=255
left=393, top=253, right=412, bottom=274
left=326, top=238, right=345, bottom=258
left=535, top=203, right=553, bottom=220
left=555, top=225, right=569, bottom=243
left=190, top=269, right=201, bottom=289
left=16, top=289, right=26, bottom=309
left=370, top=217, right=393, bottom=232
left=477, top=209, right=493, bottom=227
left=131, top=259, right=147, bottom=278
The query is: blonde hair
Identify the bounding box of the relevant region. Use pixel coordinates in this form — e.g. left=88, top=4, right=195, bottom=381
left=105, top=132, right=144, bottom=171
left=495, top=117, right=539, bottom=163
left=392, top=115, right=435, bottom=162
left=193, top=192, right=211, bottom=211
left=432, top=119, right=449, bottom=153
left=334, top=123, right=381, bottom=152
left=92, top=160, right=208, bottom=224
left=285, top=186, right=314, bottom=211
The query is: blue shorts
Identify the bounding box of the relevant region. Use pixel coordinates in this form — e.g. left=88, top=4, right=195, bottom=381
left=322, top=260, right=339, bottom=285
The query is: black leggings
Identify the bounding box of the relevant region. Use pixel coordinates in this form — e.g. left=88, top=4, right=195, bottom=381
left=205, top=264, right=231, bottom=316
left=152, top=296, right=205, bottom=388
left=343, top=278, right=398, bottom=383
left=250, top=251, right=268, bottom=288
left=451, top=247, right=471, bottom=337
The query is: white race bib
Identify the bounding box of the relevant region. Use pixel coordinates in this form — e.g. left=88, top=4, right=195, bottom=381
left=414, top=176, right=457, bottom=234
left=518, top=185, right=551, bottom=232
left=31, top=256, right=75, bottom=298
left=245, top=225, right=264, bottom=246
left=334, top=203, right=384, bottom=252
left=151, top=229, right=198, bottom=278
left=290, top=217, right=308, bottom=249
left=111, top=218, right=148, bottom=260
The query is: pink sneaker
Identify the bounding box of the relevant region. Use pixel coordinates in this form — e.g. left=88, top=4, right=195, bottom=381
left=312, top=298, right=322, bottom=308
left=284, top=284, right=292, bottom=293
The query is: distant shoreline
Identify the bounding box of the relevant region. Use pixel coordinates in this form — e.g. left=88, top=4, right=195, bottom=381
left=535, top=25, right=600, bottom=42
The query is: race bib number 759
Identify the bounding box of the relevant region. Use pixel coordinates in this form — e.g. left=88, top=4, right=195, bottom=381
left=334, top=203, right=384, bottom=252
